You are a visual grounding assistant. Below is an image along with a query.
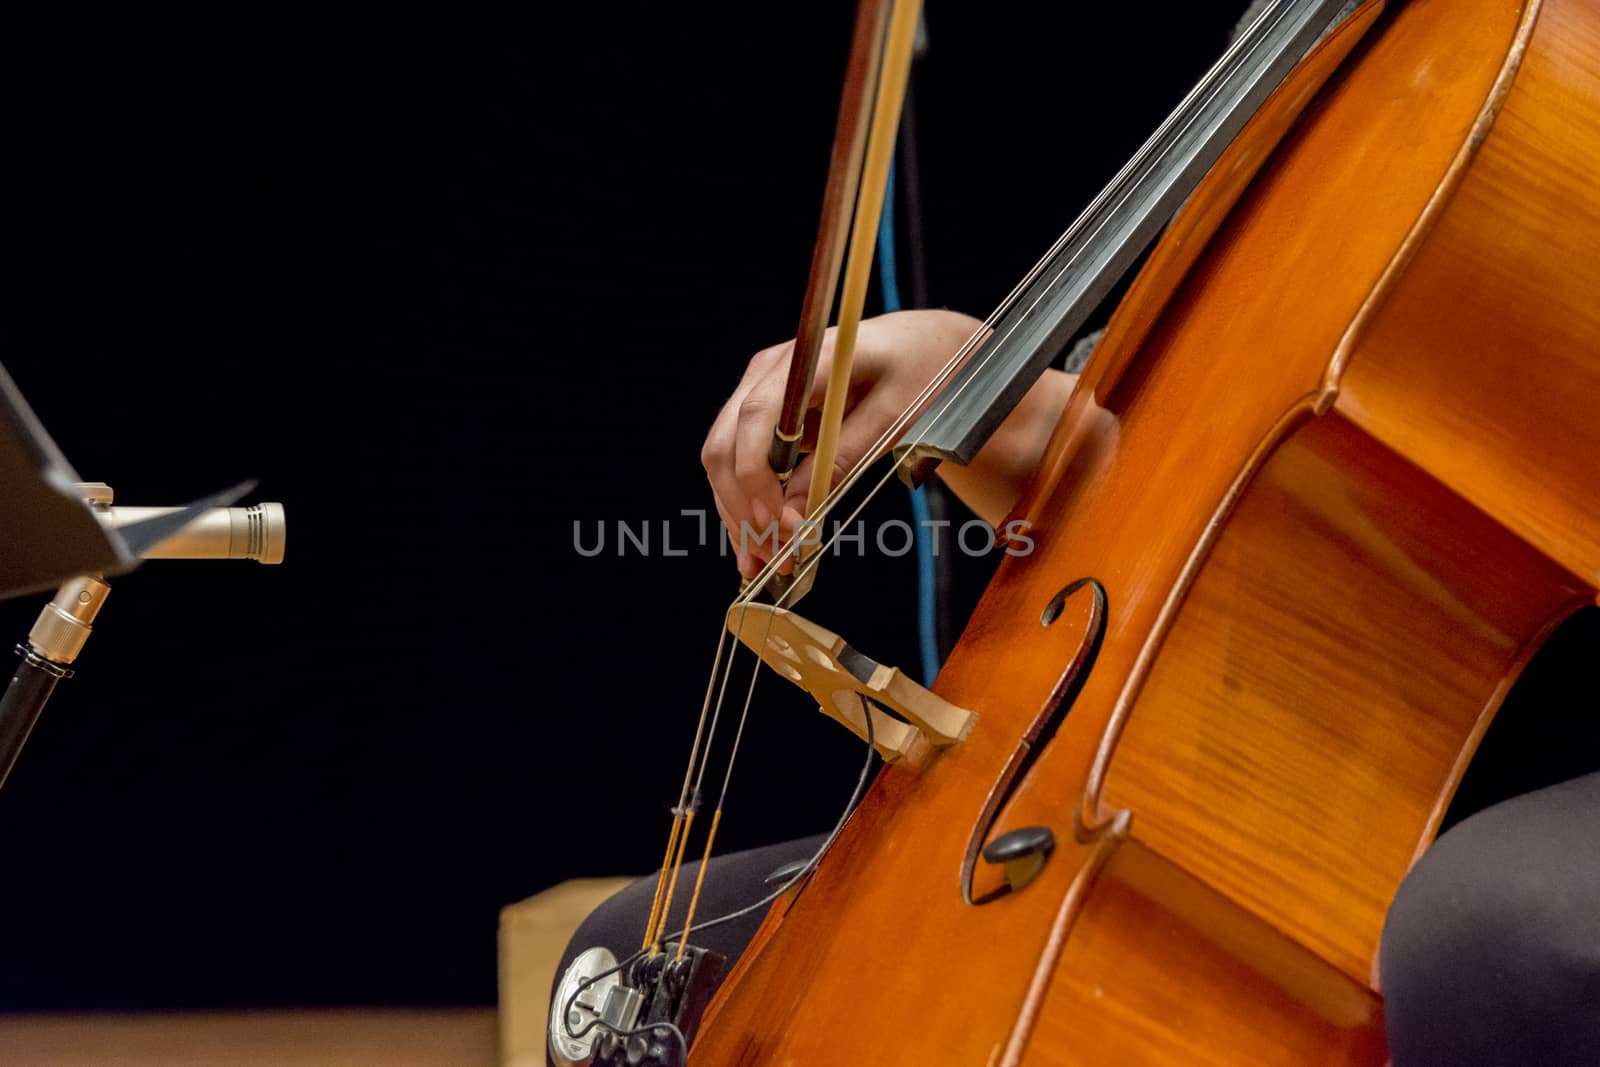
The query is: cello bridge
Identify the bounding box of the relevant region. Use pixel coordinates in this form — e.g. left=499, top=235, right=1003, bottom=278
left=725, top=602, right=976, bottom=762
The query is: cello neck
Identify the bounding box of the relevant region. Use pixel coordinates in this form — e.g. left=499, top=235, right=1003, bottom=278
left=893, top=0, right=1362, bottom=486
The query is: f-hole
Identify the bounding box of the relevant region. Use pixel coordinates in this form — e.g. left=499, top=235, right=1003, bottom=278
left=961, top=577, right=1107, bottom=905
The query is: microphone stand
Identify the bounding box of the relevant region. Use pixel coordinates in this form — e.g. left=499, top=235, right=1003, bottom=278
left=0, top=575, right=108, bottom=789
left=0, top=483, right=285, bottom=790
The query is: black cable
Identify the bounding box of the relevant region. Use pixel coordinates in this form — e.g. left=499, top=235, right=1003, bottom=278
left=561, top=947, right=689, bottom=1064
left=682, top=692, right=877, bottom=937
left=898, top=80, right=931, bottom=312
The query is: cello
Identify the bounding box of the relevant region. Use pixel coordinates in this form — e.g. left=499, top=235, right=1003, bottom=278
left=556, top=0, right=1600, bottom=1061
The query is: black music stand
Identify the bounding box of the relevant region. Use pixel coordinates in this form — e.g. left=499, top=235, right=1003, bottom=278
left=0, top=362, right=250, bottom=601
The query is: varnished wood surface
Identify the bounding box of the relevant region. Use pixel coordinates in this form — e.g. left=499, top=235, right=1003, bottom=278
left=0, top=1009, right=497, bottom=1067
left=1338, top=0, right=1600, bottom=582
left=1083, top=0, right=1384, bottom=408
left=1032, top=836, right=1386, bottom=1066
left=692, top=0, right=1600, bottom=1062
left=1101, top=412, right=1584, bottom=981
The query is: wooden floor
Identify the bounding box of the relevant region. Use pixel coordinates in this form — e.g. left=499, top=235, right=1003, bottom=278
left=0, top=876, right=632, bottom=1067
left=0, top=1008, right=498, bottom=1066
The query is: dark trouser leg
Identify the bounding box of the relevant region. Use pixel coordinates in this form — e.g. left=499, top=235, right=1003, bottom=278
left=1380, top=771, right=1600, bottom=1066
left=548, top=834, right=826, bottom=1065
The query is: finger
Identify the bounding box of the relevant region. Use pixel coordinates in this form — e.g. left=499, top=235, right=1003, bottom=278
left=730, top=383, right=790, bottom=551
left=732, top=329, right=837, bottom=541
left=729, top=328, right=844, bottom=559
left=782, top=392, right=899, bottom=523
left=702, top=343, right=791, bottom=546
left=776, top=503, right=805, bottom=576
left=713, top=495, right=761, bottom=579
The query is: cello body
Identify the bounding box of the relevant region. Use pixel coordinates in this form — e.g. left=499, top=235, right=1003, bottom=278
left=693, top=0, right=1600, bottom=1061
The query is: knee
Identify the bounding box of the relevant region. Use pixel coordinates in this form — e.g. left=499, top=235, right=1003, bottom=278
left=1380, top=792, right=1600, bottom=1065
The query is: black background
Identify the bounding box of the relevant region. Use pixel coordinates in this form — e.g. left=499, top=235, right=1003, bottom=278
left=0, top=3, right=1278, bottom=1010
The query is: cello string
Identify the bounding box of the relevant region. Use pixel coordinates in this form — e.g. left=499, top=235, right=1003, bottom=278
left=657, top=0, right=1310, bottom=954
left=637, top=813, right=683, bottom=951
left=672, top=8, right=1309, bottom=893
left=668, top=0, right=1270, bottom=894
left=710, top=0, right=1301, bottom=744
left=642, top=0, right=920, bottom=953
left=645, top=600, right=757, bottom=949
left=669, top=604, right=778, bottom=960
left=656, top=0, right=921, bottom=947
left=649, top=806, right=696, bottom=951
left=649, top=0, right=923, bottom=953
left=565, top=697, right=878, bottom=1048
left=638, top=613, right=739, bottom=948
left=711, top=609, right=780, bottom=816
left=732, top=0, right=1305, bottom=606
left=692, top=692, right=876, bottom=940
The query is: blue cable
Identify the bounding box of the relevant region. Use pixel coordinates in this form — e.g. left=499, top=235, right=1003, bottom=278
left=878, top=158, right=941, bottom=686
left=878, top=160, right=904, bottom=313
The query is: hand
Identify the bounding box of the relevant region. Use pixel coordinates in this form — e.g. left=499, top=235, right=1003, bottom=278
left=702, top=309, right=1075, bottom=577
left=700, top=309, right=975, bottom=577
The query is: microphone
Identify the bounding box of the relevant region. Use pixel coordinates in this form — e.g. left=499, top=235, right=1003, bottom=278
left=103, top=503, right=286, bottom=563
left=75, top=481, right=285, bottom=564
